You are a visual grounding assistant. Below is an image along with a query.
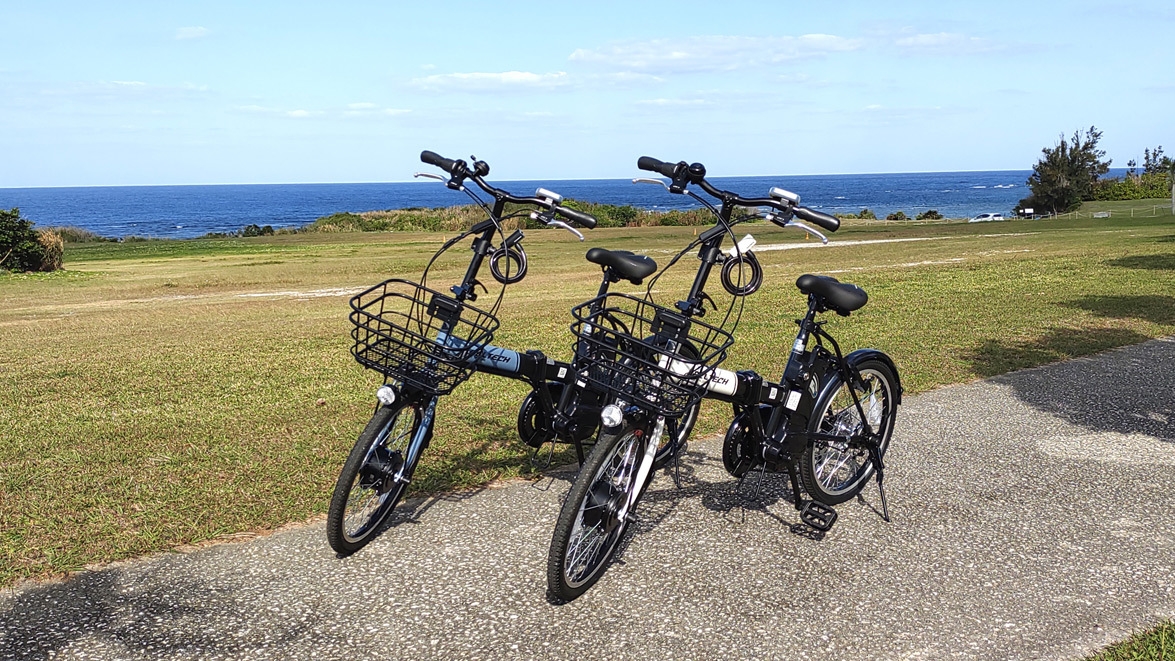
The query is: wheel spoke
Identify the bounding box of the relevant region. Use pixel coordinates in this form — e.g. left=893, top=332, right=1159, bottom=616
left=803, top=365, right=895, bottom=501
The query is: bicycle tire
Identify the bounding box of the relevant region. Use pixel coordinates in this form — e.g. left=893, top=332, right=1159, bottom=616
left=800, top=359, right=898, bottom=504
left=547, top=418, right=649, bottom=602
left=326, top=400, right=424, bottom=555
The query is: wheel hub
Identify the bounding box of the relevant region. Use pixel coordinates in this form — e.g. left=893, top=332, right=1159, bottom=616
left=359, top=446, right=404, bottom=494
left=582, top=482, right=623, bottom=533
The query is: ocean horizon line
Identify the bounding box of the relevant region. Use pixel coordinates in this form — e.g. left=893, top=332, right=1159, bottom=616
left=0, top=168, right=1041, bottom=191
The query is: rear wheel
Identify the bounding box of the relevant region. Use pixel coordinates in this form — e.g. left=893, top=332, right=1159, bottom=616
left=327, top=400, right=423, bottom=555
left=547, top=418, right=649, bottom=602
left=800, top=360, right=897, bottom=504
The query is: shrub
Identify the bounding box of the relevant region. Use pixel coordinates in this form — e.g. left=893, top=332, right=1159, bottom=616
left=0, top=208, right=52, bottom=272
left=37, top=229, right=63, bottom=271
left=885, top=211, right=908, bottom=221
left=49, top=226, right=116, bottom=243
left=241, top=224, right=275, bottom=237
left=1090, top=172, right=1171, bottom=201
left=915, top=209, right=943, bottom=220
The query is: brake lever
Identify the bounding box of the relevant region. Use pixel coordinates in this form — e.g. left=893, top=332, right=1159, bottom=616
left=414, top=172, right=446, bottom=181
left=548, top=219, right=585, bottom=242
left=632, top=178, right=670, bottom=190
left=784, top=220, right=829, bottom=244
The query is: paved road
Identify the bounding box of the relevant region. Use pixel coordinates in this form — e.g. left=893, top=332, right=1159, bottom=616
left=3, top=338, right=1174, bottom=660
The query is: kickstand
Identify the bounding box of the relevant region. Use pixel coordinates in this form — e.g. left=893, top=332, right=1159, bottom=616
left=530, top=440, right=556, bottom=470
left=751, top=463, right=767, bottom=500
left=864, top=441, right=891, bottom=523
left=672, top=448, right=683, bottom=488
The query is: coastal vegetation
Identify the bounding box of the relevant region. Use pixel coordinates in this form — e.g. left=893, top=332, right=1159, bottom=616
left=0, top=208, right=62, bottom=272
left=298, top=201, right=717, bottom=234
left=1017, top=127, right=1174, bottom=215
left=2, top=210, right=1174, bottom=588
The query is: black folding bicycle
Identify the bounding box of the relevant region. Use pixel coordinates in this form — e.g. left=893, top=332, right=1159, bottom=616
left=547, top=157, right=902, bottom=602
left=326, top=151, right=693, bottom=555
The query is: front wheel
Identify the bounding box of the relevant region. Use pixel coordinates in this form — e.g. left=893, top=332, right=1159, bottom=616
left=326, top=400, right=424, bottom=555
left=547, top=418, right=649, bottom=602
left=801, top=359, right=898, bottom=505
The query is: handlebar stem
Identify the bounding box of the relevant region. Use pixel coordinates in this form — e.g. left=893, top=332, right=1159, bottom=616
left=452, top=224, right=497, bottom=301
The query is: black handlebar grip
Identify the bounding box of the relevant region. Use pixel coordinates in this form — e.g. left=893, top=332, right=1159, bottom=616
left=556, top=206, right=597, bottom=229
left=420, top=150, right=457, bottom=174
left=637, top=156, right=679, bottom=178
left=793, top=206, right=841, bottom=232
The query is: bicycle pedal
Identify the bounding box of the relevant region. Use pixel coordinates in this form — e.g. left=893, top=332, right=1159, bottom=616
left=799, top=501, right=838, bottom=532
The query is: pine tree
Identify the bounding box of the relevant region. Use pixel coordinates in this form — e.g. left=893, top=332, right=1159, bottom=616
left=1016, top=126, right=1111, bottom=215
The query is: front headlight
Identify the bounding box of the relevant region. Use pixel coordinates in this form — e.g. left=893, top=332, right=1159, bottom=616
left=600, top=404, right=624, bottom=429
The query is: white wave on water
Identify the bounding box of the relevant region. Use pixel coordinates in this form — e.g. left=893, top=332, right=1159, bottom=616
left=993, top=184, right=1016, bottom=189
left=972, top=185, right=987, bottom=189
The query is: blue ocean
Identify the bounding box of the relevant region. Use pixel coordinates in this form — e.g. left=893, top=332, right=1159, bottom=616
left=0, top=170, right=1072, bottom=240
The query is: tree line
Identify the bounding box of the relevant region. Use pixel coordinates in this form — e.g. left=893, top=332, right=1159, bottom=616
left=1016, top=126, right=1174, bottom=215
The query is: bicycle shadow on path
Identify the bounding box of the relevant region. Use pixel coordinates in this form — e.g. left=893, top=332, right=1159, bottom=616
left=0, top=558, right=292, bottom=660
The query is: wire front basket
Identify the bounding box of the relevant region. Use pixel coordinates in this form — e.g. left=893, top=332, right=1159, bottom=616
left=350, top=279, right=499, bottom=395
left=570, top=293, right=734, bottom=417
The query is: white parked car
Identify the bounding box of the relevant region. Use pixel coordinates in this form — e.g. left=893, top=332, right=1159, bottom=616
left=969, top=213, right=1005, bottom=223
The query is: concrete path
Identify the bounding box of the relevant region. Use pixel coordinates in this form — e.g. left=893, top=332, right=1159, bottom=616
left=3, top=338, right=1174, bottom=660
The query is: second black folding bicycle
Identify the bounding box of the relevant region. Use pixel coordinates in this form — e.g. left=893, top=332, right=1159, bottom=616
left=547, top=157, right=902, bottom=602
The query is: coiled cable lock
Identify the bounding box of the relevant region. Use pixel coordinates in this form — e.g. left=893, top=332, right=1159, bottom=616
left=721, top=234, right=763, bottom=296
left=490, top=230, right=528, bottom=285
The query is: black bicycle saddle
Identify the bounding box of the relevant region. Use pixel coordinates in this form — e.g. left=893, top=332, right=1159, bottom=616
left=795, top=274, right=868, bottom=315
left=586, top=248, right=657, bottom=285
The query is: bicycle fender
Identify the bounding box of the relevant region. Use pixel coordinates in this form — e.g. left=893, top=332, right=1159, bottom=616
left=843, top=349, right=902, bottom=404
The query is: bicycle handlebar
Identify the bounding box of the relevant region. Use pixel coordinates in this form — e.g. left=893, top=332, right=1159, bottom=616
left=554, top=205, right=597, bottom=229
left=637, top=156, right=681, bottom=178
left=792, top=207, right=839, bottom=232
left=420, top=150, right=598, bottom=230
left=420, top=150, right=458, bottom=174
left=636, top=155, right=841, bottom=233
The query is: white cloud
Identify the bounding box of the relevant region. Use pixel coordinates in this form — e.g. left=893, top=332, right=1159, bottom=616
left=893, top=32, right=1001, bottom=54
left=636, top=98, right=710, bottom=106
left=411, top=71, right=570, bottom=92
left=570, top=35, right=862, bottom=74
left=175, top=26, right=209, bottom=40
left=286, top=109, right=322, bottom=118
left=342, top=104, right=411, bottom=117
left=111, top=80, right=147, bottom=87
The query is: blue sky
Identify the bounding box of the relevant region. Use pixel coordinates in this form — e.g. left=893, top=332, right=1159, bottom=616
left=1, top=0, right=1171, bottom=186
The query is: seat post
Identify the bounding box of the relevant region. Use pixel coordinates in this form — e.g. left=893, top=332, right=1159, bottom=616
left=596, top=268, right=615, bottom=297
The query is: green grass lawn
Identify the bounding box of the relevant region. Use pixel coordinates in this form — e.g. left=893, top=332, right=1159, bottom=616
left=2, top=210, right=1174, bottom=591
left=1086, top=619, right=1175, bottom=660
